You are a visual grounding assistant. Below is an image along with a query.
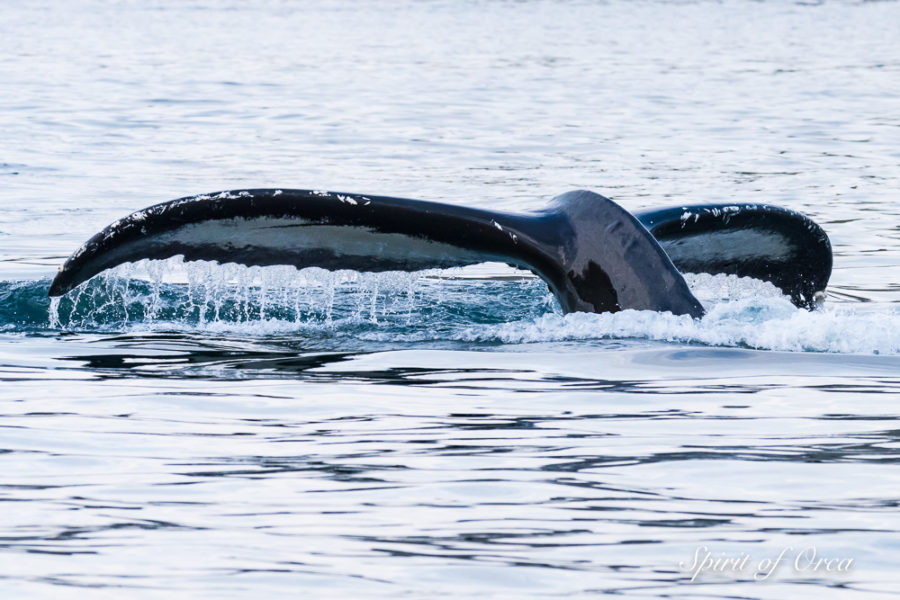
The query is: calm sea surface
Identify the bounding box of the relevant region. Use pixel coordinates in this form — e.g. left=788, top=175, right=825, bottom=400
left=2, top=1, right=900, bottom=598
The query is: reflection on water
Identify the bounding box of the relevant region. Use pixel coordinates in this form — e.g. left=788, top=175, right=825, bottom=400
left=2, top=339, right=900, bottom=597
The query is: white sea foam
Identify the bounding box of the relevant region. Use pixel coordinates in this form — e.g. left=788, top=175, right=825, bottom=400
left=453, top=273, right=900, bottom=354
left=459, top=299, right=900, bottom=355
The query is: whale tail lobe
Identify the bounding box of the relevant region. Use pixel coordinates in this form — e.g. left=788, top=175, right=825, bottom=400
left=49, top=189, right=830, bottom=318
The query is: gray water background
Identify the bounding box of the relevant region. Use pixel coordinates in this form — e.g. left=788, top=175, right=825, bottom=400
left=2, top=1, right=900, bottom=598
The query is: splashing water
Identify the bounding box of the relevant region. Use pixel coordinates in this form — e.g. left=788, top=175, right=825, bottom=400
left=0, top=259, right=891, bottom=355
left=50, top=258, right=432, bottom=330
left=38, top=259, right=555, bottom=340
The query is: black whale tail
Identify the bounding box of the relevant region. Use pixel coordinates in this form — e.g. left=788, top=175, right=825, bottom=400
left=48, top=189, right=706, bottom=317
left=49, top=189, right=833, bottom=318
left=531, top=191, right=706, bottom=316
left=636, top=203, right=832, bottom=310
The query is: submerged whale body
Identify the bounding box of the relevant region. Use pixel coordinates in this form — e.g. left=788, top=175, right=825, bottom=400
left=48, top=189, right=832, bottom=318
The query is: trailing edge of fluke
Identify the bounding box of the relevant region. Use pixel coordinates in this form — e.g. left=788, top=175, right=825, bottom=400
left=49, top=189, right=833, bottom=318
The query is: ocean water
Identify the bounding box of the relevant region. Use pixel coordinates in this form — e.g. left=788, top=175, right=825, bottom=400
left=2, top=1, right=900, bottom=598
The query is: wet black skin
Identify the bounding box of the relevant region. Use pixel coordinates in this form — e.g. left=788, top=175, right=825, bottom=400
left=49, top=189, right=832, bottom=318
left=637, top=204, right=832, bottom=310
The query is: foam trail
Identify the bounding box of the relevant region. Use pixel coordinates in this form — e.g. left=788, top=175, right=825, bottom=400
left=459, top=298, right=900, bottom=355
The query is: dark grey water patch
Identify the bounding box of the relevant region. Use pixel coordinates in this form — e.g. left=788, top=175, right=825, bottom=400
left=4, top=518, right=197, bottom=544
left=176, top=457, right=409, bottom=483
left=0, top=483, right=71, bottom=491
left=538, top=440, right=900, bottom=469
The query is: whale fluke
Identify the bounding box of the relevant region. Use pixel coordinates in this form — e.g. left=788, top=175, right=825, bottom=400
left=48, top=189, right=834, bottom=317
left=48, top=189, right=706, bottom=317
left=636, top=203, right=832, bottom=309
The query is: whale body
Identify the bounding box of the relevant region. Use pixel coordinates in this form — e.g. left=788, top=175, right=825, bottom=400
left=48, top=189, right=832, bottom=317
